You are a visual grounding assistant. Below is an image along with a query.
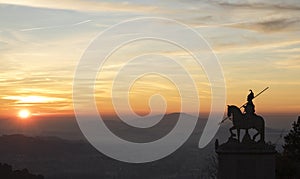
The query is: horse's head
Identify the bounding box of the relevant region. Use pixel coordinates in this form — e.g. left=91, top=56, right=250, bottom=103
left=227, top=105, right=242, bottom=118
left=227, top=105, right=232, bottom=117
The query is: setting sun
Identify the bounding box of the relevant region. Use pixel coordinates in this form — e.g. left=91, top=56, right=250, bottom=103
left=18, top=109, right=31, bottom=119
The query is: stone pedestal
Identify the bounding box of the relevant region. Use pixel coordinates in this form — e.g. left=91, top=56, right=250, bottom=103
left=216, top=138, right=276, bottom=179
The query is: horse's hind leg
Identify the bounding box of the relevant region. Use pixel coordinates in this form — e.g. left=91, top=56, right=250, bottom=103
left=261, top=127, right=265, bottom=142
left=237, top=129, right=240, bottom=142
left=230, top=126, right=236, bottom=137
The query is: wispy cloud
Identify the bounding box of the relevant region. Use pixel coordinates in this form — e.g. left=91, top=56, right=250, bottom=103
left=213, top=38, right=300, bottom=53
left=0, top=0, right=160, bottom=13
left=2, top=95, right=66, bottom=103
left=274, top=59, right=300, bottom=69
left=20, top=19, right=92, bottom=32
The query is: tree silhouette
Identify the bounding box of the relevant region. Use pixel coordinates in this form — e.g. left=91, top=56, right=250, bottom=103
left=283, top=116, right=300, bottom=161
left=276, top=116, right=300, bottom=179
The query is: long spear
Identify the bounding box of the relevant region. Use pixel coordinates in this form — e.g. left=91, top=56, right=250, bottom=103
left=219, top=87, right=269, bottom=124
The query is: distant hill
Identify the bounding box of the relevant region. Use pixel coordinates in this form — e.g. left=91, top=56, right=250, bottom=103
left=0, top=134, right=95, bottom=157
left=0, top=112, right=285, bottom=145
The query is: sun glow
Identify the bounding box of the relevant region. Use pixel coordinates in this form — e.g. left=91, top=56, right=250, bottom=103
left=18, top=109, right=31, bottom=119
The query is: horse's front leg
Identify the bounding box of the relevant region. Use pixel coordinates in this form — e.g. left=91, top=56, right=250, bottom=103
left=230, top=126, right=236, bottom=137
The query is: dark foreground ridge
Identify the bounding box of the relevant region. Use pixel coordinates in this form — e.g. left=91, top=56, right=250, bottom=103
left=0, top=133, right=214, bottom=179
left=0, top=162, right=44, bottom=179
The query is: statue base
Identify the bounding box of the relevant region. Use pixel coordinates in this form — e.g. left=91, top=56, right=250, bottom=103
left=215, top=138, right=276, bottom=179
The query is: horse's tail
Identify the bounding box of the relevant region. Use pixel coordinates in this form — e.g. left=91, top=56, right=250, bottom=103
left=261, top=116, right=265, bottom=142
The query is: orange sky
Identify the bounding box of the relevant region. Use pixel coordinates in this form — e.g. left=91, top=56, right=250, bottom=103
left=0, top=0, right=299, bottom=119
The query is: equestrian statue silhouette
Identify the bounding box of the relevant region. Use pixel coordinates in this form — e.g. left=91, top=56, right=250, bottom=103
left=222, top=87, right=269, bottom=142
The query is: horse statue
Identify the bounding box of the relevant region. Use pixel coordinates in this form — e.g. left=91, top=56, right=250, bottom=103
left=227, top=105, right=265, bottom=142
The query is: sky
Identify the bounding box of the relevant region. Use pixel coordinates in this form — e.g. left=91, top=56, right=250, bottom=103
left=0, top=0, right=299, bottom=122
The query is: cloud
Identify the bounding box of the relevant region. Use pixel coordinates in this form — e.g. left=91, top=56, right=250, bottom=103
left=230, top=17, right=300, bottom=33
left=175, top=0, right=300, bottom=33
left=215, top=0, right=300, bottom=11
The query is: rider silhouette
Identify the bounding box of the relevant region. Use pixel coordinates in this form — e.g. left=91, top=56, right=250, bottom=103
left=243, top=89, right=255, bottom=119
